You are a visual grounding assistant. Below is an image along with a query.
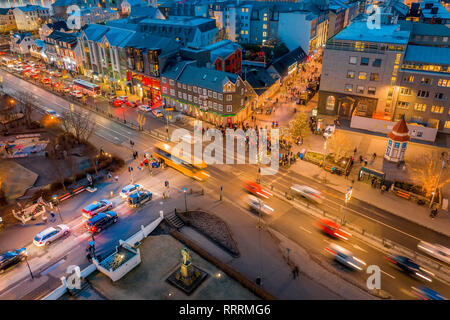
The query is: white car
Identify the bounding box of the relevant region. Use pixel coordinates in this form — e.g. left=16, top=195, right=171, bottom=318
left=45, top=109, right=60, bottom=119
left=246, top=195, right=274, bottom=215
left=71, top=90, right=83, bottom=98
left=325, top=243, right=366, bottom=271
left=138, top=105, right=152, bottom=112
left=323, top=125, right=335, bottom=139
left=417, top=241, right=450, bottom=264
left=117, top=95, right=128, bottom=102
left=82, top=199, right=113, bottom=219
left=152, top=109, right=163, bottom=118
left=33, top=225, right=70, bottom=247
left=291, top=185, right=324, bottom=204
left=120, top=184, right=142, bottom=199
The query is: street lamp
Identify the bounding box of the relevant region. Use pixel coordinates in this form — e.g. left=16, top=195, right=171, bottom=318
left=52, top=195, right=63, bottom=223
left=24, top=253, right=34, bottom=280
left=430, top=152, right=447, bottom=208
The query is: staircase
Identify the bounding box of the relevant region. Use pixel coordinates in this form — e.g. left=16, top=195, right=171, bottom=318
left=164, top=211, right=185, bottom=229
left=68, top=279, right=91, bottom=298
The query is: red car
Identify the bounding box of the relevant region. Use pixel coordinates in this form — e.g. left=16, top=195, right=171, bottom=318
left=42, top=78, right=51, bottom=84
left=124, top=101, right=138, bottom=108
left=242, top=181, right=272, bottom=199
left=112, top=98, right=124, bottom=107
left=316, top=218, right=351, bottom=240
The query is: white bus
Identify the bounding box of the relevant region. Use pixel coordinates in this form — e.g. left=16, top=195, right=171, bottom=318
left=72, top=79, right=101, bottom=97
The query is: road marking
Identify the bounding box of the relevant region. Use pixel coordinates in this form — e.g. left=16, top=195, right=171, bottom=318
left=40, top=258, right=66, bottom=276
left=381, top=269, right=396, bottom=279
left=352, top=244, right=368, bottom=253
left=299, top=226, right=312, bottom=234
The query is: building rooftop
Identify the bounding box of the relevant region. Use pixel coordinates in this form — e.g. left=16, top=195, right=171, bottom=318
left=398, top=20, right=450, bottom=37
left=269, top=45, right=307, bottom=77
left=403, top=45, right=450, bottom=66
left=139, top=15, right=216, bottom=28
left=46, top=30, right=78, bottom=46
left=333, top=21, right=410, bottom=44
left=421, top=1, right=450, bottom=19
left=81, top=24, right=136, bottom=47
left=15, top=4, right=48, bottom=12
left=125, top=32, right=181, bottom=55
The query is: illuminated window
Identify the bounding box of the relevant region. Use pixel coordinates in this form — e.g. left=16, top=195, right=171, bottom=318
left=326, top=96, right=335, bottom=110
left=241, top=30, right=244, bottom=34
left=394, top=53, right=401, bottom=65
left=414, top=103, right=426, bottom=111
left=344, top=84, right=353, bottom=92
left=368, top=87, right=376, bottom=95
left=445, top=121, right=450, bottom=129
left=245, top=31, right=248, bottom=34
left=349, top=56, right=357, bottom=65
left=420, top=77, right=432, bottom=85
left=263, top=32, right=267, bottom=37
left=263, top=24, right=267, bottom=29
left=356, top=86, right=364, bottom=93
left=404, top=75, right=414, bottom=83
left=358, top=72, right=367, bottom=80
left=370, top=73, right=379, bottom=81
left=431, top=105, right=444, bottom=114
left=347, top=71, right=355, bottom=79
left=355, top=42, right=364, bottom=51
left=397, top=101, right=409, bottom=109
left=437, top=79, right=449, bottom=87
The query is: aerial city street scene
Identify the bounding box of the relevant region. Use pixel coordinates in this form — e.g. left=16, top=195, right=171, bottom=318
left=0, top=0, right=449, bottom=304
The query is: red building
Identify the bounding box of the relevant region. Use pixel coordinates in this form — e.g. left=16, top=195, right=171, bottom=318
left=209, top=40, right=242, bottom=75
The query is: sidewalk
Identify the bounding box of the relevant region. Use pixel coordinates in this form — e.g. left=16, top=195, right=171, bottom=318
left=288, top=157, right=450, bottom=237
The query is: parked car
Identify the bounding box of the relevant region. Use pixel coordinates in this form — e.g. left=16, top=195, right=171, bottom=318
left=120, top=184, right=142, bottom=199
left=82, top=199, right=113, bottom=219
left=112, top=98, right=124, bottom=107
left=42, top=78, right=51, bottom=85
left=138, top=105, right=152, bottom=112
left=246, top=195, right=274, bottom=215
left=325, top=243, right=366, bottom=271
left=243, top=181, right=273, bottom=199
left=417, top=241, right=450, bottom=264
left=152, top=109, right=163, bottom=118
left=117, top=96, right=128, bottom=102
left=33, top=225, right=70, bottom=247
left=385, top=254, right=435, bottom=282
left=124, top=101, right=138, bottom=108
left=290, top=185, right=324, bottom=204
left=323, top=125, right=335, bottom=139
left=62, top=86, right=71, bottom=93
left=71, top=90, right=83, bottom=98
left=316, top=218, right=351, bottom=240
left=0, top=248, right=27, bottom=273
left=128, top=190, right=152, bottom=207
left=85, top=211, right=118, bottom=234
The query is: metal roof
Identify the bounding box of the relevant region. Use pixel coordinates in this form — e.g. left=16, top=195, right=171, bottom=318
left=404, top=45, right=450, bottom=66
left=333, top=21, right=410, bottom=44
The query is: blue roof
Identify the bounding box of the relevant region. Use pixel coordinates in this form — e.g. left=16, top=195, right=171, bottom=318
left=404, top=45, right=450, bottom=66
left=333, top=21, right=410, bottom=44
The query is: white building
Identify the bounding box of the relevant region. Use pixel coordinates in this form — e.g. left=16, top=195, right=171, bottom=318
left=12, top=5, right=50, bottom=31
left=10, top=32, right=35, bottom=55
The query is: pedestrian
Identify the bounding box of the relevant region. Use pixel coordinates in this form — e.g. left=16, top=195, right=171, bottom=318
left=359, top=155, right=363, bottom=163
left=364, top=158, right=368, bottom=166
left=372, top=152, right=377, bottom=160
left=354, top=147, right=357, bottom=155
left=292, top=268, right=296, bottom=279
left=294, top=266, right=299, bottom=277
left=86, top=252, right=92, bottom=262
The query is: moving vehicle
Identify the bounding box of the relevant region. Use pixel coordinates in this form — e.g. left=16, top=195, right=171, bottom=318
left=152, top=109, right=163, bottom=118
left=128, top=190, right=152, bottom=207
left=243, top=181, right=272, bottom=199
left=72, top=79, right=101, bottom=97
left=154, top=142, right=210, bottom=181
left=0, top=248, right=27, bottom=273
left=323, top=125, right=335, bottom=139
left=71, top=90, right=83, bottom=98
left=33, top=225, right=70, bottom=247
left=112, top=98, right=124, bottom=107
left=82, top=199, right=113, bottom=219
left=85, top=211, right=118, bottom=234
left=45, top=109, right=60, bottom=119
left=316, top=218, right=351, bottom=240
left=117, top=96, right=128, bottom=102
left=62, top=86, right=71, bottom=93
left=384, top=254, right=434, bottom=282
left=124, top=101, right=138, bottom=108
left=42, top=78, right=51, bottom=85
left=325, top=243, right=366, bottom=271
left=291, top=185, right=323, bottom=204
left=120, top=184, right=142, bottom=199
left=246, top=195, right=274, bottom=215
left=138, top=105, right=152, bottom=112
left=417, top=241, right=450, bottom=264
left=411, top=286, right=447, bottom=300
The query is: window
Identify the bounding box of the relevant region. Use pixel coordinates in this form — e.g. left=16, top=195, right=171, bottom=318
left=417, top=90, right=429, bottom=98
left=420, top=77, right=432, bottom=85
left=414, top=103, right=426, bottom=111
left=208, top=90, right=212, bottom=97
left=162, top=87, right=168, bottom=94
left=162, top=77, right=167, bottom=84
left=262, top=32, right=267, bottom=37
left=368, top=87, right=376, bottom=95
left=183, top=93, right=187, bottom=100
left=188, top=95, right=192, bottom=102
left=361, top=57, right=369, bottom=66
left=218, top=104, right=223, bottom=112
left=431, top=105, right=444, bottom=114
left=397, top=101, right=409, bottom=109
left=370, top=73, right=379, bottom=81
left=443, top=37, right=448, bottom=42
left=400, top=88, right=411, bottom=95
left=358, top=72, right=367, bottom=80
left=344, top=84, right=353, bottom=92
left=194, top=96, right=198, bottom=103
left=437, top=79, right=450, bottom=87
left=170, top=89, right=175, bottom=96
left=347, top=71, right=355, bottom=79
left=177, top=83, right=181, bottom=88
left=182, top=84, right=186, bottom=89
left=218, top=93, right=223, bottom=100
left=434, top=92, right=446, bottom=100
left=326, top=96, right=335, bottom=110
left=349, top=56, right=357, bottom=65
left=213, top=92, right=217, bottom=98
left=226, top=105, right=232, bottom=112
left=169, top=79, right=174, bottom=86
left=178, top=92, right=182, bottom=98
left=193, top=86, right=197, bottom=93
left=263, top=24, right=267, bottom=29
left=188, top=85, right=192, bottom=91
left=404, top=75, right=414, bottom=83
left=226, top=94, right=232, bottom=101
left=372, top=59, right=382, bottom=67
left=356, top=86, right=364, bottom=93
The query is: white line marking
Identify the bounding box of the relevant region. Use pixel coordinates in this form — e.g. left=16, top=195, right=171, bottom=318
left=381, top=269, right=396, bottom=279
left=299, top=226, right=312, bottom=234
left=352, top=244, right=368, bottom=253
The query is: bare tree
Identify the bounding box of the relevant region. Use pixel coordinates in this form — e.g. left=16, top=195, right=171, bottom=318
left=325, top=131, right=353, bottom=161
left=409, top=151, right=450, bottom=200
left=59, top=111, right=95, bottom=143
left=52, top=158, right=67, bottom=192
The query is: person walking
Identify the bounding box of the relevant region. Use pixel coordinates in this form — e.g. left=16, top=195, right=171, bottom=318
left=50, top=212, right=56, bottom=223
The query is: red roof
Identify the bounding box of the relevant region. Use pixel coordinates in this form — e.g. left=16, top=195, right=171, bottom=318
left=388, top=118, right=410, bottom=142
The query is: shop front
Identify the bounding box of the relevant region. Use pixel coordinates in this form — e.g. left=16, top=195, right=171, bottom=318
left=358, top=167, right=385, bottom=189
left=128, top=71, right=161, bottom=107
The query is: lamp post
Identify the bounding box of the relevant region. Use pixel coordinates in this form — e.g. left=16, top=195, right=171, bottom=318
left=24, top=253, right=34, bottom=280
left=52, top=195, right=63, bottom=223
left=342, top=186, right=352, bottom=225
left=182, top=187, right=187, bottom=212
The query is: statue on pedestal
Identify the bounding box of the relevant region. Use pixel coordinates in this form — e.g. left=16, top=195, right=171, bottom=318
left=176, top=246, right=200, bottom=286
